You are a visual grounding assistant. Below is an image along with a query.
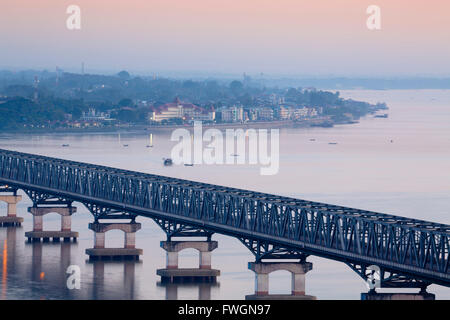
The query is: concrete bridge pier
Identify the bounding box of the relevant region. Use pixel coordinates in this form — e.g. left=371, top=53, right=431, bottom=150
left=25, top=205, right=78, bottom=242
left=0, top=193, right=23, bottom=227
left=157, top=241, right=220, bottom=283
left=85, top=222, right=143, bottom=260
left=245, top=262, right=316, bottom=300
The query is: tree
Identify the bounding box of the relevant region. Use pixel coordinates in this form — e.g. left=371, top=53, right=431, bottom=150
left=117, top=70, right=130, bottom=80
left=286, top=88, right=299, bottom=101
left=182, top=80, right=196, bottom=89
left=115, top=109, right=137, bottom=122
left=118, top=98, right=133, bottom=107
left=229, top=80, right=243, bottom=95
left=239, top=93, right=253, bottom=106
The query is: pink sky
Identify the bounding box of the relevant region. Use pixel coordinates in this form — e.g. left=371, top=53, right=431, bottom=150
left=0, top=0, right=449, bottom=75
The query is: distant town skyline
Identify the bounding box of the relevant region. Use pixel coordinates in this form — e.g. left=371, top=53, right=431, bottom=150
left=1, top=1, right=449, bottom=76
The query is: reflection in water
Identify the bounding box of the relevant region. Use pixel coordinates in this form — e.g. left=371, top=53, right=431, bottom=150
left=2, top=239, right=7, bottom=299
left=31, top=242, right=42, bottom=282
left=29, top=242, right=72, bottom=298
left=1, top=224, right=145, bottom=300
left=123, top=261, right=136, bottom=298
left=92, top=260, right=104, bottom=299
left=27, top=239, right=76, bottom=299
left=60, top=242, right=72, bottom=273
left=1, top=227, right=18, bottom=299
left=157, top=281, right=219, bottom=300
left=90, top=261, right=137, bottom=300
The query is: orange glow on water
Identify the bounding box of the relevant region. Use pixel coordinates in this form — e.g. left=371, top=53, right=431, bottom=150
left=40, top=272, right=45, bottom=280
left=2, top=240, right=7, bottom=299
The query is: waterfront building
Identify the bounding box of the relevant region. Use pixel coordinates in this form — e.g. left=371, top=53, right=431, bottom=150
left=81, top=108, right=111, bottom=121
left=219, top=106, right=244, bottom=122
left=257, top=107, right=274, bottom=121
left=276, top=106, right=318, bottom=120
left=149, top=98, right=215, bottom=122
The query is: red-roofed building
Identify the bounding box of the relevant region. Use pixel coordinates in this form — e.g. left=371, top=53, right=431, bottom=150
left=149, top=98, right=215, bottom=122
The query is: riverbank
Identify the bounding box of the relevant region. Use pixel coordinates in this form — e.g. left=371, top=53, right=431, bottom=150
left=0, top=118, right=359, bottom=135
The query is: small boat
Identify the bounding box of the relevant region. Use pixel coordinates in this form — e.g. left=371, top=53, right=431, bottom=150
left=309, top=139, right=316, bottom=142
left=123, top=144, right=129, bottom=147
left=375, top=114, right=388, bottom=118
left=147, top=134, right=154, bottom=148
left=184, top=163, right=194, bottom=167
left=230, top=154, right=239, bottom=157
left=328, top=142, right=338, bottom=145
left=62, top=144, right=70, bottom=147
left=163, top=158, right=173, bottom=166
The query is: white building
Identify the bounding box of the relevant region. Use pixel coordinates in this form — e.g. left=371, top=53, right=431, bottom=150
left=220, top=106, right=244, bottom=122
left=81, top=108, right=111, bottom=121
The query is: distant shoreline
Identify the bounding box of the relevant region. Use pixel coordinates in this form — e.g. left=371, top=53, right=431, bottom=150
left=0, top=118, right=356, bottom=135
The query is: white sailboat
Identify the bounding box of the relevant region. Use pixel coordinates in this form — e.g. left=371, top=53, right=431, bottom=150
left=146, top=133, right=153, bottom=148
left=119, top=133, right=128, bottom=147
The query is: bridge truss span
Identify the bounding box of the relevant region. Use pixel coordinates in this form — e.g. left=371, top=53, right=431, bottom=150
left=0, top=148, right=448, bottom=289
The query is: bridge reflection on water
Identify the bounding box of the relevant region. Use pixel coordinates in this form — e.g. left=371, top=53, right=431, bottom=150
left=0, top=224, right=221, bottom=300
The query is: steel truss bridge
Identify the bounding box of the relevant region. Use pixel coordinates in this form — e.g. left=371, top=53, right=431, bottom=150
left=0, top=148, right=448, bottom=290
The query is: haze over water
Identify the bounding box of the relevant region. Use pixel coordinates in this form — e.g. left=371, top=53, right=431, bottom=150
left=0, top=89, right=449, bottom=299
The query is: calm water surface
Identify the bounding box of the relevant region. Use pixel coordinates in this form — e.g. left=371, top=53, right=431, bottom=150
left=0, top=89, right=449, bottom=299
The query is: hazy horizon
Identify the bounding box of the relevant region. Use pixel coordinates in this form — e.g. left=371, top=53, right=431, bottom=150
left=1, top=1, right=450, bottom=77
left=3, top=67, right=450, bottom=80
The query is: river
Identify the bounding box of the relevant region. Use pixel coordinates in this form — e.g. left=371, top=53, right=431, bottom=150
left=0, top=89, right=449, bottom=299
